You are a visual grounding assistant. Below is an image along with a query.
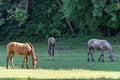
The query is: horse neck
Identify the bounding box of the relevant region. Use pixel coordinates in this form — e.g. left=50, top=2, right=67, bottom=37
left=30, top=50, right=37, bottom=62
left=107, top=47, right=113, bottom=55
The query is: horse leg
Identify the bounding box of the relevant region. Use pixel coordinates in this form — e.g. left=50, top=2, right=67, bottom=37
left=25, top=56, right=29, bottom=69
left=102, top=49, right=105, bottom=62
left=99, top=53, right=104, bottom=62
left=6, top=54, right=11, bottom=69
left=22, top=56, right=29, bottom=69
left=87, top=48, right=91, bottom=61
left=101, top=53, right=104, bottom=62
left=91, top=48, right=94, bottom=62
left=48, top=44, right=52, bottom=56
left=51, top=45, right=55, bottom=56
left=10, top=54, right=15, bottom=68
left=22, top=57, right=26, bottom=68
left=99, top=49, right=104, bottom=62
left=98, top=53, right=102, bottom=62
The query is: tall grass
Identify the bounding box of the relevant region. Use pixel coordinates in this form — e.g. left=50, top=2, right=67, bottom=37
left=0, top=38, right=120, bottom=80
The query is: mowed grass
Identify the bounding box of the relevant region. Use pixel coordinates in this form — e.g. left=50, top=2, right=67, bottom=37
left=1, top=39, right=120, bottom=80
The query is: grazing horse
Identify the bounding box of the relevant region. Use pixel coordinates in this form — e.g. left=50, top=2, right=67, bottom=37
left=48, top=37, right=55, bottom=56
left=87, top=39, right=114, bottom=62
left=6, top=42, right=37, bottom=69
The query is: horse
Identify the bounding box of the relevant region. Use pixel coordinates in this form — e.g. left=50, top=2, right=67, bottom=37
left=48, top=37, right=55, bottom=56
left=87, top=39, right=114, bottom=62
left=6, top=42, right=37, bottom=69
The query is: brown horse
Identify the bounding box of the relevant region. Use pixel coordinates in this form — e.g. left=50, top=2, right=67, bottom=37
left=48, top=37, right=55, bottom=56
left=6, top=42, right=37, bottom=69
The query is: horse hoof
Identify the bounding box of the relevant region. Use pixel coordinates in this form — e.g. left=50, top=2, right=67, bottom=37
left=102, top=59, right=104, bottom=62
left=12, top=66, right=15, bottom=69
left=51, top=55, right=54, bottom=57
left=111, top=60, right=114, bottom=62
left=87, top=58, right=90, bottom=62
left=12, top=67, right=14, bottom=69
left=21, top=66, right=24, bottom=69
left=98, top=58, right=101, bottom=62
left=92, top=59, right=94, bottom=62
left=6, top=67, right=8, bottom=69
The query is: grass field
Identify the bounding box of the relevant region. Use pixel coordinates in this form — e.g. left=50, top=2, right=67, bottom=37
left=1, top=38, right=120, bottom=80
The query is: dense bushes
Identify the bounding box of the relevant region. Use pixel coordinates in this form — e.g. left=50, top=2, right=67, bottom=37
left=62, top=0, right=120, bottom=37
left=0, top=0, right=120, bottom=42
left=0, top=0, right=69, bottom=42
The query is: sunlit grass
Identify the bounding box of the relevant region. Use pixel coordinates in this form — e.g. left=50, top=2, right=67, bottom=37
left=1, top=68, right=120, bottom=79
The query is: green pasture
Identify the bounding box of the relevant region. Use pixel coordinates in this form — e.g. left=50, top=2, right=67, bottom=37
left=1, top=39, right=120, bottom=80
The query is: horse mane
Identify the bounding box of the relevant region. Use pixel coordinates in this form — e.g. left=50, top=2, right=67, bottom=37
left=25, top=43, right=34, bottom=50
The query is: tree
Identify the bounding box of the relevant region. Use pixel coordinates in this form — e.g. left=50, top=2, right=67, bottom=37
left=57, top=0, right=75, bottom=36
left=62, top=0, right=120, bottom=37
left=6, top=0, right=29, bottom=26
left=0, top=1, right=5, bottom=26
left=92, top=0, right=120, bottom=36
left=62, top=0, right=94, bottom=36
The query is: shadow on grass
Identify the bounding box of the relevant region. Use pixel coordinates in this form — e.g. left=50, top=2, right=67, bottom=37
left=1, top=78, right=120, bottom=80
left=37, top=56, right=113, bottom=71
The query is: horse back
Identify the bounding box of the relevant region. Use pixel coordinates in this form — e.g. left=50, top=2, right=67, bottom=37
left=7, top=42, right=15, bottom=53
left=88, top=39, right=111, bottom=50
left=7, top=42, right=28, bottom=55
left=48, top=37, right=55, bottom=45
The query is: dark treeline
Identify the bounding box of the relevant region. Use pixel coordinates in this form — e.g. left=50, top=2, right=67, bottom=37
left=0, top=0, right=120, bottom=42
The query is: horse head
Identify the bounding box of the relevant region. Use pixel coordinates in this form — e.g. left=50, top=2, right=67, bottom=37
left=109, top=50, right=114, bottom=62
left=30, top=48, right=37, bottom=69
left=33, top=57, right=37, bottom=69
left=26, top=43, right=37, bottom=69
left=104, top=41, right=114, bottom=62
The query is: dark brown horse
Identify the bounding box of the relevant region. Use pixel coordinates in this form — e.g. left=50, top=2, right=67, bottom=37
left=6, top=42, right=37, bottom=69
left=48, top=37, right=55, bottom=56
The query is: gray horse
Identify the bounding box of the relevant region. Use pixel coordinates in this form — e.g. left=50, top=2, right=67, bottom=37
left=48, top=37, right=55, bottom=56
left=87, top=39, right=114, bottom=62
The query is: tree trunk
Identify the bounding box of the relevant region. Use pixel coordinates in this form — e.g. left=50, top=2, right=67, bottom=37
left=107, top=27, right=110, bottom=37
left=26, top=0, right=33, bottom=21
left=56, top=0, right=76, bottom=36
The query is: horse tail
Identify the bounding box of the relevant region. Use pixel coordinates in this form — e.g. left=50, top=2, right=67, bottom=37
left=48, top=37, right=55, bottom=45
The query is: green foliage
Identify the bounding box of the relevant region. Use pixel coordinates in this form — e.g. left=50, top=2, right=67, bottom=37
left=0, top=0, right=120, bottom=42
left=63, top=0, right=92, bottom=27
left=92, top=0, right=120, bottom=29
left=63, top=0, right=120, bottom=37
left=0, top=1, right=5, bottom=25
left=91, top=0, right=106, bottom=17
left=0, top=15, right=5, bottom=25
left=7, top=7, right=27, bottom=26
left=62, top=0, right=102, bottom=37
left=26, top=0, right=67, bottom=40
